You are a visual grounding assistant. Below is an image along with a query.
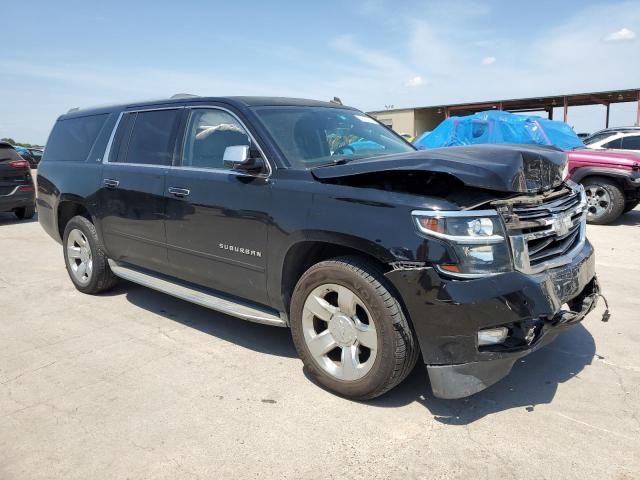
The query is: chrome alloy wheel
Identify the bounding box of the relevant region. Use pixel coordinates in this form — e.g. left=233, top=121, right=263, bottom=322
left=302, top=283, right=378, bottom=381
left=585, top=184, right=611, bottom=220
left=66, top=228, right=93, bottom=284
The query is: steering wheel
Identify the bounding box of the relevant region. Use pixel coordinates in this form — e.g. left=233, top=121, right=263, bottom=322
left=333, top=145, right=355, bottom=156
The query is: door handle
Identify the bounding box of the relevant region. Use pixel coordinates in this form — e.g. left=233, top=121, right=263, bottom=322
left=168, top=187, right=190, bottom=197
left=103, top=178, right=120, bottom=188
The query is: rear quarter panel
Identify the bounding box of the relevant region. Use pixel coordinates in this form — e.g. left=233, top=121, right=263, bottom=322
left=37, top=112, right=118, bottom=242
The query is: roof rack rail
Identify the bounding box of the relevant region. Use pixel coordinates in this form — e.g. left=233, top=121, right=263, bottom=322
left=170, top=93, right=200, bottom=99
left=67, top=107, right=80, bottom=113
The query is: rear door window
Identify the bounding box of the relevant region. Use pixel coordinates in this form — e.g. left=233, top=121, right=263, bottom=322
left=621, top=135, right=640, bottom=150
left=113, top=109, right=181, bottom=166
left=43, top=114, right=109, bottom=162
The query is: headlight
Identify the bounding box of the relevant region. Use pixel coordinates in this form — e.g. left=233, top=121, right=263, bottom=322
left=412, top=210, right=512, bottom=277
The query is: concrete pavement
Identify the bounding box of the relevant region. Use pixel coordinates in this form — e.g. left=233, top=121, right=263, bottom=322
left=0, top=210, right=639, bottom=479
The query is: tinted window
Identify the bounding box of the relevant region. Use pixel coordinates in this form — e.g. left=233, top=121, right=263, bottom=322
left=43, top=114, right=108, bottom=162
left=622, top=135, right=640, bottom=150
left=119, top=109, right=180, bottom=166
left=603, top=138, right=623, bottom=149
left=109, top=113, right=135, bottom=163
left=182, top=109, right=250, bottom=170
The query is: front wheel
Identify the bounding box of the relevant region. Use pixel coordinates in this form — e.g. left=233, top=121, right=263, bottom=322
left=290, top=256, right=419, bottom=400
left=582, top=177, right=625, bottom=225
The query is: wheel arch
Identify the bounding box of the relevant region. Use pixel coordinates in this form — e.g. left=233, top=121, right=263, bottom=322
left=571, top=167, right=632, bottom=187
left=57, top=195, right=95, bottom=240
left=278, top=233, right=395, bottom=314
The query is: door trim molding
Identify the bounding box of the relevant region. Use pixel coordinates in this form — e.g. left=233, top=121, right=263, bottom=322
left=166, top=241, right=265, bottom=272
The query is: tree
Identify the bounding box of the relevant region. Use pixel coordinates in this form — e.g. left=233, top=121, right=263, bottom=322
left=0, top=138, right=43, bottom=149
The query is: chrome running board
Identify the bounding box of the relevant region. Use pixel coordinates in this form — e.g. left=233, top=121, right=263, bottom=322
left=108, top=260, right=287, bottom=327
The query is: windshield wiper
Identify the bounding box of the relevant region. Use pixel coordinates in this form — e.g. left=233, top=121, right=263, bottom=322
left=315, top=155, right=368, bottom=168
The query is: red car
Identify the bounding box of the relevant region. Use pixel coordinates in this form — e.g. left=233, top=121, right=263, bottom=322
left=567, top=148, right=640, bottom=224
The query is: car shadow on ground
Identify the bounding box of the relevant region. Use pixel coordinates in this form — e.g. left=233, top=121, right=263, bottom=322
left=362, top=323, right=596, bottom=424
left=113, top=282, right=297, bottom=358
left=607, top=208, right=640, bottom=227
left=0, top=212, right=38, bottom=226
left=109, top=280, right=595, bottom=424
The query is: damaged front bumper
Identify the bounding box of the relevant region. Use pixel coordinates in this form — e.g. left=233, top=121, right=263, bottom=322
left=385, top=239, right=599, bottom=399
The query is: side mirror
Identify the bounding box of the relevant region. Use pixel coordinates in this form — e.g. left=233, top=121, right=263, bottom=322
left=223, top=145, right=264, bottom=172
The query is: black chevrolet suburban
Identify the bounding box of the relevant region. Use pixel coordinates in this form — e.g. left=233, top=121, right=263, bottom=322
left=37, top=96, right=601, bottom=399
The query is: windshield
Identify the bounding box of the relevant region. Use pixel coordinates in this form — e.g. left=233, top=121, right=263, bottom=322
left=582, top=132, right=614, bottom=146
left=253, top=106, right=415, bottom=168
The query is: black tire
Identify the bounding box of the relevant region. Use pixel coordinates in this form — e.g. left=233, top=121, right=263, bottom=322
left=14, top=206, right=35, bottom=220
left=582, top=177, right=625, bottom=225
left=623, top=200, right=639, bottom=214
left=62, top=215, right=118, bottom=294
left=290, top=256, right=419, bottom=400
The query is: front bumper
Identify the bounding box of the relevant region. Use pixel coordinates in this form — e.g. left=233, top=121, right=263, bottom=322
left=385, top=239, right=598, bottom=399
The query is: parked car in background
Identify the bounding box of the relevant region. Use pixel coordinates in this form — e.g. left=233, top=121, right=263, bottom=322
left=415, top=111, right=640, bottom=224
left=583, top=127, right=640, bottom=152
left=0, top=142, right=36, bottom=220
left=27, top=148, right=44, bottom=165
left=577, top=132, right=591, bottom=139
left=37, top=96, right=601, bottom=400
left=13, top=145, right=39, bottom=168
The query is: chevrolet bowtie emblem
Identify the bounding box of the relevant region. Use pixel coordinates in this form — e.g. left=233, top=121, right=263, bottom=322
left=553, top=213, right=573, bottom=236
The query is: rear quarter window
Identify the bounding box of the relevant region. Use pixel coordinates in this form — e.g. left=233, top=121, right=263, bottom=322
left=43, top=114, right=109, bottom=162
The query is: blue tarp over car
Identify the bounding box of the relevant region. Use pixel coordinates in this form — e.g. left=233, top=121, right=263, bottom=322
left=414, top=110, right=585, bottom=150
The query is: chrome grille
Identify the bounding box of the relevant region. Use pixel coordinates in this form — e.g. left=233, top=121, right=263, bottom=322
left=500, top=186, right=587, bottom=274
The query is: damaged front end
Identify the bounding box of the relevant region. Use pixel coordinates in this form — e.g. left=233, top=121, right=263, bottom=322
left=313, top=144, right=603, bottom=399
left=384, top=182, right=602, bottom=399
left=312, top=143, right=568, bottom=194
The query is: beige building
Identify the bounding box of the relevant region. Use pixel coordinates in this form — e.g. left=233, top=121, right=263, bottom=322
left=368, top=88, right=640, bottom=138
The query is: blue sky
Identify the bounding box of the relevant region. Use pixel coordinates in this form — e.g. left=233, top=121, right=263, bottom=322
left=2, top=0, right=639, bottom=143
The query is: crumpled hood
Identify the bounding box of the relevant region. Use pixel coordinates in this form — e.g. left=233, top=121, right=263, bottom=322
left=312, top=144, right=567, bottom=194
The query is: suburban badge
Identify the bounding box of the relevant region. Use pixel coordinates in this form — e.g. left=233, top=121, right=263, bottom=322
left=219, top=243, right=262, bottom=257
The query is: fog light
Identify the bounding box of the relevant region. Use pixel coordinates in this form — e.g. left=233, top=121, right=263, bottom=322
left=478, top=327, right=509, bottom=346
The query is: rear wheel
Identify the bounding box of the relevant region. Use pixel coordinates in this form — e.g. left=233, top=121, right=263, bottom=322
left=582, top=177, right=625, bottom=225
left=63, top=216, right=118, bottom=294
left=14, top=206, right=35, bottom=220
left=290, top=256, right=418, bottom=400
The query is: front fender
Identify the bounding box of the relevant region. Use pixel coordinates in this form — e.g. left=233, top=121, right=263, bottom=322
left=570, top=166, right=640, bottom=187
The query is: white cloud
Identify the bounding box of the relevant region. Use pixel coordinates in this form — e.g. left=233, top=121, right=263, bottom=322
left=604, top=27, right=636, bottom=42
left=405, top=76, right=425, bottom=87
left=481, top=56, right=496, bottom=65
